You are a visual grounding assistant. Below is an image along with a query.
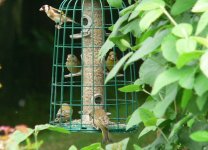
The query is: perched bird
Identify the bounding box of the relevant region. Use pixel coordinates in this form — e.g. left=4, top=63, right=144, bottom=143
left=66, top=54, right=81, bottom=74
left=39, top=5, right=77, bottom=29
left=54, top=103, right=73, bottom=123
left=90, top=108, right=112, bottom=144
left=106, top=51, right=118, bottom=72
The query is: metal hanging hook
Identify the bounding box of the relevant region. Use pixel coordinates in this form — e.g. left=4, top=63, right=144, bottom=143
left=69, top=14, right=92, bottom=39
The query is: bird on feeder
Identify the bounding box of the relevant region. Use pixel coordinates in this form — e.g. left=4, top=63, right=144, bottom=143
left=89, top=108, right=112, bottom=144
left=106, top=51, right=118, bottom=72
left=65, top=54, right=81, bottom=77
left=54, top=103, right=73, bottom=123
left=39, top=5, right=78, bottom=29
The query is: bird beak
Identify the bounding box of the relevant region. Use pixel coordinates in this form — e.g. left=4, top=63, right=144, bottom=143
left=39, top=7, right=43, bottom=11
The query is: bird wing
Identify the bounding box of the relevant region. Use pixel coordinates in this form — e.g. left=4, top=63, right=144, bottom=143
left=51, top=7, right=64, bottom=15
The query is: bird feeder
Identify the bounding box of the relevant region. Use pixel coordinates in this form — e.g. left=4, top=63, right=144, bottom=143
left=49, top=0, right=138, bottom=132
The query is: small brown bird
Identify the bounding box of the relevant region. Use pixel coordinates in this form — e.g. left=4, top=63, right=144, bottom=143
left=106, top=51, right=118, bottom=72
left=54, top=103, right=73, bottom=123
left=90, top=108, right=112, bottom=143
left=66, top=54, right=81, bottom=74
left=39, top=5, right=77, bottom=29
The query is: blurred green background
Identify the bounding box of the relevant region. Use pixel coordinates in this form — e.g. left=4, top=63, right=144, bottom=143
left=0, top=0, right=145, bottom=149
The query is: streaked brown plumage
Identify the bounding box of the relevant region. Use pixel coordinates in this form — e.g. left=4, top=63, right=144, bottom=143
left=90, top=108, right=112, bottom=143
left=54, top=103, right=73, bottom=123
left=39, top=5, right=77, bottom=29
left=66, top=54, right=81, bottom=74
left=106, top=51, right=118, bottom=72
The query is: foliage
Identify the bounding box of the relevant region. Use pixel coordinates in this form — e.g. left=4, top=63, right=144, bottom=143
left=2, top=124, right=133, bottom=150
left=1, top=124, right=69, bottom=150
left=100, top=0, right=208, bottom=149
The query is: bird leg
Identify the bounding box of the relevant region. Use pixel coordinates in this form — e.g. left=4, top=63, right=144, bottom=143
left=55, top=24, right=61, bottom=29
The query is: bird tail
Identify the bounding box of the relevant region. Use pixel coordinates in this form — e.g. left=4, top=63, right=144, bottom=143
left=66, top=17, right=78, bottom=24
left=101, top=126, right=112, bottom=144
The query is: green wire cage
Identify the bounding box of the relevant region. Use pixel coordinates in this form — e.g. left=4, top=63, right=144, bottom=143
left=49, top=0, right=138, bottom=132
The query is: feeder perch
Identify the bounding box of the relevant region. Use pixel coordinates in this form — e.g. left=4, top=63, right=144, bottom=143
left=50, top=0, right=138, bottom=132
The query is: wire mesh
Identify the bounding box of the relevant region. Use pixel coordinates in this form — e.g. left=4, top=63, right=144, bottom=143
left=49, top=0, right=138, bottom=132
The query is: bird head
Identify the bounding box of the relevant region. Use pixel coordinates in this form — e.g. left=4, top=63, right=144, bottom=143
left=39, top=5, right=50, bottom=12
left=61, top=103, right=70, bottom=107
left=108, top=51, right=116, bottom=61
left=67, top=54, right=77, bottom=62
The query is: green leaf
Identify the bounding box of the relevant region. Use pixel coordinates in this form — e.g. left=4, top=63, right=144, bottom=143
left=119, top=18, right=141, bottom=37
left=139, top=55, right=166, bottom=86
left=190, top=130, right=208, bottom=142
left=99, top=40, right=114, bottom=59
left=176, top=51, right=204, bottom=68
left=151, top=67, right=180, bottom=95
left=35, top=124, right=70, bottom=134
left=128, top=3, right=142, bottom=21
left=156, top=118, right=166, bottom=126
left=139, top=108, right=157, bottom=126
left=139, top=9, right=163, bottom=31
left=138, top=0, right=165, bottom=11
left=138, top=126, right=157, bottom=138
left=171, top=0, right=196, bottom=16
left=161, top=34, right=178, bottom=64
left=99, top=13, right=130, bottom=59
left=28, top=140, right=44, bottom=149
left=120, top=39, right=131, bottom=48
left=196, top=93, right=208, bottom=111
left=200, top=51, right=208, bottom=78
left=81, top=143, right=102, bottom=150
left=126, top=99, right=157, bottom=130
left=194, top=73, right=208, bottom=96
left=106, top=138, right=129, bottom=150
left=107, top=0, right=122, bottom=8
left=133, top=27, right=157, bottom=48
left=119, top=84, right=141, bottom=92
left=187, top=118, right=195, bottom=127
left=169, top=114, right=192, bottom=139
left=192, top=0, right=208, bottom=12
left=128, top=0, right=165, bottom=21
left=143, top=136, right=165, bottom=150
left=120, top=4, right=136, bottom=16
left=166, top=108, right=177, bottom=120
left=176, top=38, right=196, bottom=54
left=195, top=11, right=208, bottom=35
left=8, top=128, right=34, bottom=144
left=178, top=66, right=196, bottom=89
left=125, top=29, right=169, bottom=69
left=153, top=83, right=178, bottom=117
left=105, top=52, right=133, bottom=84
left=181, top=89, right=193, bottom=110
left=128, top=0, right=132, bottom=5
left=69, top=145, right=78, bottom=150
left=126, top=108, right=141, bottom=130
left=172, top=23, right=193, bottom=38
left=192, top=36, right=208, bottom=48
left=110, top=34, right=131, bottom=51
left=134, top=78, right=144, bottom=85
left=133, top=144, right=142, bottom=150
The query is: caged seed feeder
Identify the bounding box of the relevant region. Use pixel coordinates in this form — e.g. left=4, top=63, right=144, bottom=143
left=49, top=0, right=138, bottom=132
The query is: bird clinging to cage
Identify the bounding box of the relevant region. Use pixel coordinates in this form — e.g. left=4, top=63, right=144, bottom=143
left=65, top=54, right=81, bottom=77
left=54, top=103, right=73, bottom=123
left=90, top=108, right=112, bottom=144
left=39, top=5, right=77, bottom=29
left=106, top=51, right=118, bottom=72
